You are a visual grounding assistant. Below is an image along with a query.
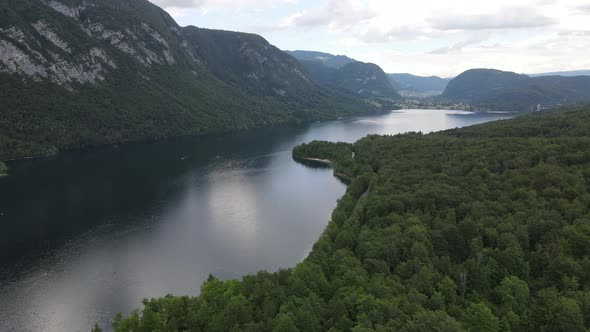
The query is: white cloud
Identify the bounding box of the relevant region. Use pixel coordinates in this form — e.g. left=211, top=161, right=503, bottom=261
left=153, top=0, right=590, bottom=76
left=429, top=33, right=491, bottom=54
left=357, top=25, right=433, bottom=43
left=277, top=0, right=376, bottom=31
left=428, top=7, right=556, bottom=30
left=150, top=0, right=293, bottom=9
left=575, top=4, right=590, bottom=13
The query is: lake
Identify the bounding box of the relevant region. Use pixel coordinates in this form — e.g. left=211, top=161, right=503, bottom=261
left=0, top=109, right=513, bottom=331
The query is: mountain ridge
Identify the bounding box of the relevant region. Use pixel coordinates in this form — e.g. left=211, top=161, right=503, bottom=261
left=0, top=0, right=378, bottom=161
left=388, top=73, right=450, bottom=94
left=528, top=69, right=590, bottom=77
left=285, top=50, right=356, bottom=69
left=442, top=68, right=590, bottom=111
left=287, top=50, right=401, bottom=100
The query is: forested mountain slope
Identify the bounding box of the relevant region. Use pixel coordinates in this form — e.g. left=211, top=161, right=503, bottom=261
left=288, top=50, right=401, bottom=100
left=182, top=27, right=315, bottom=97
left=388, top=73, right=450, bottom=94
left=285, top=51, right=357, bottom=69
left=443, top=69, right=590, bottom=111
left=0, top=0, right=374, bottom=161
left=285, top=50, right=356, bottom=69
left=112, top=105, right=590, bottom=331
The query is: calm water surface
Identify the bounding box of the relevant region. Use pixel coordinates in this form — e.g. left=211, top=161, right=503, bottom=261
left=0, top=110, right=513, bottom=331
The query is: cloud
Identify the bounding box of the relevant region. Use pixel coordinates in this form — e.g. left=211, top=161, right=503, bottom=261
left=576, top=4, right=590, bottom=13
left=149, top=0, right=291, bottom=9
left=430, top=33, right=491, bottom=54
left=429, top=7, right=556, bottom=31
left=150, top=0, right=202, bottom=7
left=154, top=0, right=590, bottom=76
left=559, top=30, right=590, bottom=37
left=358, top=25, right=431, bottom=43
left=277, top=0, right=377, bottom=30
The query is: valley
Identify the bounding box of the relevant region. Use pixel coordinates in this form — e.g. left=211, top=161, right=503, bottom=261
left=2, top=1, right=590, bottom=332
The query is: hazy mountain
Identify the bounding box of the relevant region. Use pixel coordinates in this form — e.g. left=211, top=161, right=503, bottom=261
left=442, top=69, right=590, bottom=111
left=288, top=51, right=401, bottom=99
left=182, top=27, right=318, bottom=97
left=0, top=0, right=375, bottom=160
left=388, top=73, right=450, bottom=94
left=286, top=50, right=356, bottom=69
left=529, top=70, right=590, bottom=77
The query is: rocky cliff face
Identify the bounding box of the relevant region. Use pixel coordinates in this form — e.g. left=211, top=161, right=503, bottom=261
left=0, top=0, right=373, bottom=160
left=0, top=0, right=199, bottom=88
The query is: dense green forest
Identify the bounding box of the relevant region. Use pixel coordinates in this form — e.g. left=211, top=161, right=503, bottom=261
left=110, top=105, right=590, bottom=331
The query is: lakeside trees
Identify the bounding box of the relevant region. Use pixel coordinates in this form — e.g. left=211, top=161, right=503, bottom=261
left=112, top=106, right=590, bottom=331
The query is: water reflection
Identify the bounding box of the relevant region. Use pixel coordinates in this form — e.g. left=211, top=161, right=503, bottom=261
left=0, top=110, right=514, bottom=331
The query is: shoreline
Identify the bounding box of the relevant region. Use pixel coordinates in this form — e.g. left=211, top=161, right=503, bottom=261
left=296, top=157, right=353, bottom=183
left=2, top=108, right=396, bottom=163
left=300, top=157, right=332, bottom=165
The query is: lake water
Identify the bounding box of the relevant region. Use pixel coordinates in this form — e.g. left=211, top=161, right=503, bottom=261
left=0, top=109, right=513, bottom=331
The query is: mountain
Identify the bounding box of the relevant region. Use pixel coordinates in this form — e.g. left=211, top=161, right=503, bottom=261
left=182, top=28, right=315, bottom=96
left=286, top=50, right=356, bottom=69
left=288, top=50, right=401, bottom=99
left=442, top=68, right=590, bottom=111
left=529, top=70, right=590, bottom=77
left=388, top=73, right=450, bottom=94
left=0, top=0, right=375, bottom=161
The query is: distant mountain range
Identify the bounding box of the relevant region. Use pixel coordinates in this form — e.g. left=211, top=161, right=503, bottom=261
left=442, top=69, right=590, bottom=111
left=388, top=73, right=451, bottom=94
left=3, top=0, right=590, bottom=161
left=287, top=50, right=401, bottom=99
left=387, top=70, right=590, bottom=97
left=528, top=70, right=590, bottom=77
left=286, top=51, right=455, bottom=97
left=0, top=0, right=378, bottom=161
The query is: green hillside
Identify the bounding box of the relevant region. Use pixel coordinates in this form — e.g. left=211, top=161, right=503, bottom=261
left=286, top=50, right=356, bottom=69
left=388, top=73, right=450, bottom=94
left=288, top=51, right=401, bottom=100
left=442, top=69, right=590, bottom=111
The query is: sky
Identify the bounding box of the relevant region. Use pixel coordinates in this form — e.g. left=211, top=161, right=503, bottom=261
left=150, top=0, right=590, bottom=77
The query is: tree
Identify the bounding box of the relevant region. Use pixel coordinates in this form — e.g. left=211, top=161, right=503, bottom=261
left=438, top=276, right=458, bottom=305
left=273, top=313, right=298, bottom=332
left=463, top=302, right=499, bottom=332
left=402, top=310, right=464, bottom=332
left=530, top=288, right=586, bottom=332
left=495, top=276, right=529, bottom=314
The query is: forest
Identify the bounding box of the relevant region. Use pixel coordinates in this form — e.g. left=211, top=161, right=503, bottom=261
left=111, top=105, right=590, bottom=331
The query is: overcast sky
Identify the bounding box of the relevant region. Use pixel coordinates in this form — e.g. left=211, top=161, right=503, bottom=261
left=150, top=0, right=590, bottom=77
